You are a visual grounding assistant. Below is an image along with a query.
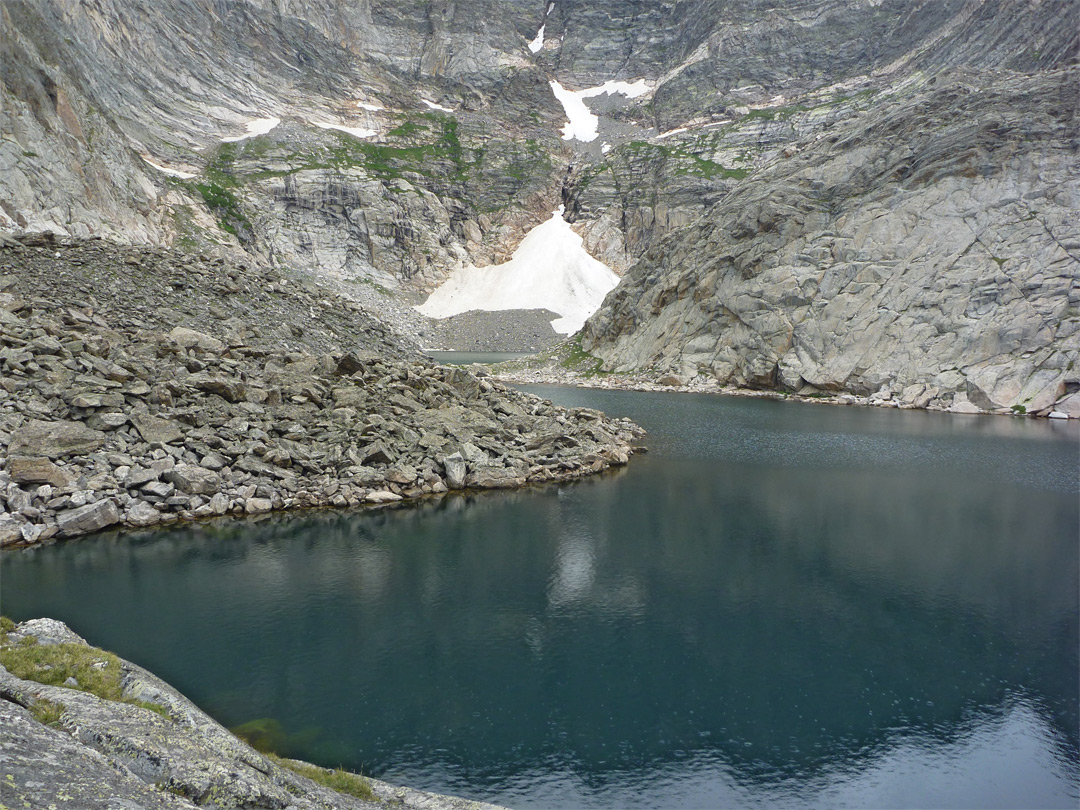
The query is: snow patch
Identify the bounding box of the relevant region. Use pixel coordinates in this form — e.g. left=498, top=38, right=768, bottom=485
left=657, top=126, right=688, bottom=139
left=357, top=100, right=384, bottom=112
left=221, top=117, right=280, bottom=142
left=421, top=99, right=454, bottom=113
left=140, top=156, right=196, bottom=179
left=312, top=120, right=377, bottom=139
left=601, top=143, right=612, bottom=154
left=528, top=24, right=546, bottom=53
left=415, top=207, right=619, bottom=335
left=549, top=79, right=652, bottom=142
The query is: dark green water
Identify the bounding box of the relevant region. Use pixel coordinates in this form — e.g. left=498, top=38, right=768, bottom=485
left=2, top=388, right=1078, bottom=808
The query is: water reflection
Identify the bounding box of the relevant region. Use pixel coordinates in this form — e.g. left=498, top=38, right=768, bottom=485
left=2, top=390, right=1077, bottom=808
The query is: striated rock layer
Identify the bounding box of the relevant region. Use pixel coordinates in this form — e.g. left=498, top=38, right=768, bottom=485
left=580, top=64, right=1080, bottom=415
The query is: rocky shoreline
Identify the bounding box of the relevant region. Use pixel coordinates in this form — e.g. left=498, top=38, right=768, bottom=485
left=0, top=235, right=643, bottom=549
left=0, top=617, right=506, bottom=809
left=493, top=365, right=1080, bottom=420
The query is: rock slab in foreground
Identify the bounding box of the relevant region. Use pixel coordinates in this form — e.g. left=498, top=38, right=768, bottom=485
left=0, top=618, right=505, bottom=810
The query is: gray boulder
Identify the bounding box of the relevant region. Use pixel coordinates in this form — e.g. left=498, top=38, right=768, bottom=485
left=130, top=413, right=184, bottom=446
left=8, top=457, right=70, bottom=488
left=8, top=420, right=105, bottom=459
left=56, top=500, right=120, bottom=537
left=162, top=465, right=221, bottom=495
left=441, top=452, right=468, bottom=489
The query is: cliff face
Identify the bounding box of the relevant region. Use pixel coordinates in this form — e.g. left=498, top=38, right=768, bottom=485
left=569, top=0, right=1079, bottom=414
left=1, top=0, right=1078, bottom=408
left=581, top=66, right=1080, bottom=413
left=1, top=0, right=563, bottom=290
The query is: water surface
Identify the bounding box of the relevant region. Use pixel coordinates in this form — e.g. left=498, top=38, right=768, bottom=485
left=3, top=389, right=1077, bottom=808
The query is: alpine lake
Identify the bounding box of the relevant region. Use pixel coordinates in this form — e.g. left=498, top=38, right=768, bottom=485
left=3, top=380, right=1078, bottom=808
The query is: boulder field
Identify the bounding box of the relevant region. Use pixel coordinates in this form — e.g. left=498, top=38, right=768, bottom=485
left=0, top=235, right=643, bottom=549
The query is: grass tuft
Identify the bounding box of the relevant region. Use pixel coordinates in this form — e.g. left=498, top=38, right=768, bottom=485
left=0, top=617, right=171, bottom=721
left=29, top=696, right=65, bottom=726
left=265, top=753, right=376, bottom=802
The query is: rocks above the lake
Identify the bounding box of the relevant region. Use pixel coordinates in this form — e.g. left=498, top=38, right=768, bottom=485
left=0, top=237, right=644, bottom=547
left=578, top=69, right=1080, bottom=417
left=0, top=618, right=505, bottom=810
left=55, top=500, right=121, bottom=538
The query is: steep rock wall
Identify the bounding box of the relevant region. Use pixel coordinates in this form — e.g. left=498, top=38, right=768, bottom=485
left=581, top=67, right=1080, bottom=413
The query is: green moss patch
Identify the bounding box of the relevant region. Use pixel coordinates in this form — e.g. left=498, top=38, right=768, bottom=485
left=0, top=619, right=169, bottom=721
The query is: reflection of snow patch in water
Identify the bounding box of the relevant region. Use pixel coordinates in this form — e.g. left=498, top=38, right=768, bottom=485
left=415, top=207, right=619, bottom=335
left=549, top=79, right=652, bottom=142
left=548, top=533, right=596, bottom=606
left=311, top=120, right=377, bottom=139
left=221, top=117, right=280, bottom=142
left=528, top=24, right=546, bottom=53
left=421, top=99, right=454, bottom=113
left=140, top=156, right=196, bottom=179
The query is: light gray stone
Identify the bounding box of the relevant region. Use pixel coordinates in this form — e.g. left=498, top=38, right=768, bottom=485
left=162, top=465, right=220, bottom=495
left=441, top=452, right=467, bottom=489
left=56, top=499, right=120, bottom=537
left=169, top=327, right=225, bottom=353
left=125, top=500, right=162, bottom=527
left=130, top=413, right=184, bottom=446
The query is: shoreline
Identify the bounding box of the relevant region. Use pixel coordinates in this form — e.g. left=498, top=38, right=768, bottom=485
left=493, top=367, right=1079, bottom=420
left=0, top=238, right=644, bottom=551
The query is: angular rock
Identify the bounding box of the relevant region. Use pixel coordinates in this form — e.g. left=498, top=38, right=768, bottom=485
left=441, top=452, right=467, bottom=489
left=124, top=467, right=160, bottom=488
left=67, top=392, right=126, bottom=409
left=208, top=492, right=230, bottom=515
left=9, top=457, right=70, bottom=488
left=8, top=420, right=106, bottom=459
left=361, top=441, right=395, bottom=465
left=130, top=413, right=184, bottom=445
left=244, top=497, right=273, bottom=513
left=169, top=327, right=225, bottom=353
left=162, top=465, right=221, bottom=495
left=193, top=376, right=247, bottom=403
left=125, top=500, right=162, bottom=527
left=0, top=519, right=23, bottom=547
left=386, top=464, right=418, bottom=485
left=365, top=490, right=402, bottom=504
left=56, top=500, right=121, bottom=537
left=466, top=466, right=526, bottom=489
left=140, top=480, right=175, bottom=498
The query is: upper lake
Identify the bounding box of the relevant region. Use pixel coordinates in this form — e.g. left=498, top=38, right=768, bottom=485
left=3, top=387, right=1077, bottom=808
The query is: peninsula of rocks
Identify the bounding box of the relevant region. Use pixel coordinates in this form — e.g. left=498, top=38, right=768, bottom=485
left=0, top=234, right=642, bottom=549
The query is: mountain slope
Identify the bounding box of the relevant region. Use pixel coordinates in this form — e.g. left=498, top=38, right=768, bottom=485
left=580, top=65, right=1079, bottom=413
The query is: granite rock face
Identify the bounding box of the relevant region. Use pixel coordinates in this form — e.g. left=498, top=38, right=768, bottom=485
left=2, top=0, right=1078, bottom=391
left=580, top=65, right=1080, bottom=413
